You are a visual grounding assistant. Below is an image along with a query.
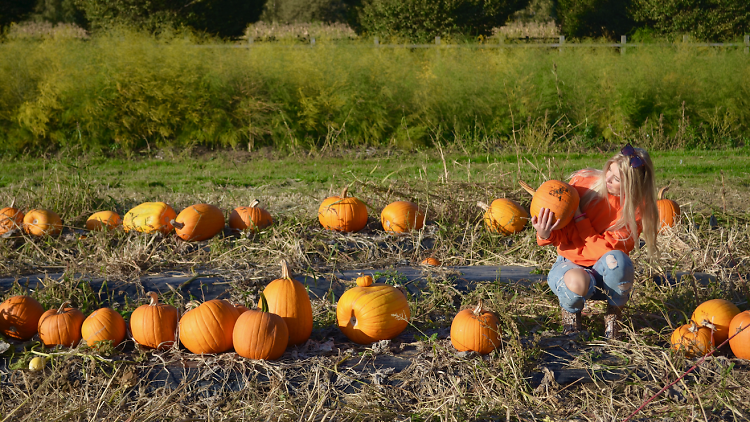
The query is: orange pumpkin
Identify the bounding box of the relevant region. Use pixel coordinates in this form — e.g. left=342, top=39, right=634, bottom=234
left=233, top=293, right=289, bottom=360
left=337, top=281, right=410, bottom=344
left=130, top=292, right=179, bottom=350
left=450, top=300, right=502, bottom=355
left=0, top=295, right=45, bottom=340
left=728, top=311, right=750, bottom=359
left=262, top=261, right=313, bottom=346
left=38, top=302, right=85, bottom=348
left=671, top=321, right=714, bottom=358
left=519, top=180, right=580, bottom=230
left=318, top=187, right=368, bottom=233
left=478, top=199, right=529, bottom=235
left=123, top=202, right=177, bottom=234
left=355, top=274, right=374, bottom=287
left=235, top=304, right=251, bottom=314
left=179, top=299, right=242, bottom=354
left=81, top=307, right=127, bottom=347
left=691, top=299, right=740, bottom=345
left=0, top=206, right=24, bottom=236
left=171, top=203, right=225, bottom=242
left=381, top=201, right=425, bottom=233
left=657, top=186, right=680, bottom=230
left=229, top=200, right=273, bottom=233
left=421, top=257, right=441, bottom=267
left=23, top=209, right=63, bottom=237
left=86, top=211, right=122, bottom=231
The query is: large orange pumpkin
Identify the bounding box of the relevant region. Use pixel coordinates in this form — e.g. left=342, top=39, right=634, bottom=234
left=519, top=180, right=580, bottom=230
left=86, top=211, right=122, bottom=231
left=229, top=200, right=273, bottom=233
left=657, top=187, right=680, bottom=230
left=233, top=293, right=289, bottom=360
left=38, top=302, right=85, bottom=348
left=23, top=209, right=63, bottom=237
left=0, top=206, right=24, bottom=236
left=179, top=299, right=242, bottom=354
left=318, top=187, right=368, bottom=233
left=123, top=202, right=177, bottom=234
left=130, top=292, right=179, bottom=350
left=262, top=261, right=313, bottom=346
left=450, top=300, right=502, bottom=355
left=728, top=311, right=750, bottom=359
left=81, top=307, right=127, bottom=347
left=478, top=199, right=529, bottom=235
left=337, top=281, right=410, bottom=344
left=381, top=201, right=425, bottom=233
left=171, top=203, right=225, bottom=242
left=691, top=299, right=740, bottom=345
left=671, top=321, right=714, bottom=358
left=0, top=295, right=45, bottom=340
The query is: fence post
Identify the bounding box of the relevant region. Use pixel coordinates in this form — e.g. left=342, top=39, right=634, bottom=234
left=247, top=36, right=254, bottom=48
left=311, top=37, right=316, bottom=46
left=683, top=35, right=689, bottom=43
left=745, top=35, right=749, bottom=54
left=435, top=36, right=441, bottom=46
left=621, top=35, right=627, bottom=55
left=559, top=35, right=565, bottom=53
left=374, top=37, right=379, bottom=47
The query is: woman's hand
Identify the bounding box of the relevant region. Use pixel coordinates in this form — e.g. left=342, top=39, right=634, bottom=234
left=531, top=207, right=561, bottom=240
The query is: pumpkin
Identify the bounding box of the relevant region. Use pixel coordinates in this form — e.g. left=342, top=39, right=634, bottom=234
left=130, top=292, right=179, bottom=350
left=657, top=186, right=680, bottom=230
left=355, top=274, right=374, bottom=287
left=671, top=321, right=714, bottom=357
left=38, top=301, right=85, bottom=348
left=229, top=200, right=273, bottom=233
left=478, top=199, right=529, bottom=235
left=421, top=257, right=441, bottom=267
left=23, top=209, right=63, bottom=237
left=0, top=295, right=45, bottom=340
left=123, top=202, right=177, bottom=235
left=691, top=299, right=740, bottom=345
left=381, top=201, right=425, bottom=233
left=235, top=304, right=251, bottom=314
left=318, top=187, right=368, bottom=233
left=0, top=205, right=24, bottom=236
left=179, top=299, right=242, bottom=354
left=86, top=211, right=122, bottom=231
left=262, top=260, right=313, bottom=346
left=728, top=311, right=750, bottom=359
left=337, top=280, right=410, bottom=344
left=171, top=203, right=225, bottom=242
left=519, top=180, right=580, bottom=230
left=233, top=293, right=289, bottom=360
left=81, top=307, right=127, bottom=347
left=450, top=300, right=502, bottom=355
left=29, top=356, right=48, bottom=371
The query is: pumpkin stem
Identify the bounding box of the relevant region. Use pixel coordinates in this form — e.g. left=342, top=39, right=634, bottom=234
left=250, top=199, right=260, bottom=208
left=56, top=301, right=71, bottom=314
left=147, top=291, right=159, bottom=306
left=185, top=301, right=200, bottom=311
left=170, top=219, right=184, bottom=230
left=688, top=320, right=699, bottom=333
left=340, top=187, right=349, bottom=198
left=658, top=186, right=670, bottom=200
left=259, top=292, right=269, bottom=313
left=518, top=180, right=536, bottom=196
left=280, top=259, right=291, bottom=279
left=477, top=201, right=489, bottom=211
left=472, top=300, right=484, bottom=316
left=701, top=320, right=717, bottom=333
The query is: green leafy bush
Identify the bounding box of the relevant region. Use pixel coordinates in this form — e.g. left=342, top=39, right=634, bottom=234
left=631, top=0, right=750, bottom=41
left=556, top=0, right=636, bottom=39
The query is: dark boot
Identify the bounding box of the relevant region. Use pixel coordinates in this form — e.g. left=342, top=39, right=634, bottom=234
left=561, top=308, right=582, bottom=335
left=604, top=304, right=623, bottom=340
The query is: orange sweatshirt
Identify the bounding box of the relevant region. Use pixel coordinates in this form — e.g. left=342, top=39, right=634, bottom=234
left=536, top=174, right=642, bottom=267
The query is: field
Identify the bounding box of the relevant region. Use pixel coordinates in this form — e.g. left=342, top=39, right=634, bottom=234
left=1, top=147, right=749, bottom=421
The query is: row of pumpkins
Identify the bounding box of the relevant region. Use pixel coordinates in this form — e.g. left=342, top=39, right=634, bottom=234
left=0, top=261, right=501, bottom=362
left=671, top=298, right=750, bottom=359
left=0, top=182, right=682, bottom=240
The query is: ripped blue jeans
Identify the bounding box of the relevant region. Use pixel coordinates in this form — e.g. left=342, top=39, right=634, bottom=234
left=547, top=250, right=634, bottom=313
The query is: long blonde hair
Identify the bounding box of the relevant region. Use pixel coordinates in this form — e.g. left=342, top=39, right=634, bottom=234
left=572, top=147, right=659, bottom=258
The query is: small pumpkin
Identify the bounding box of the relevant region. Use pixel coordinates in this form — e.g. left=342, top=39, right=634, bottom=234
left=171, top=203, right=225, bottom=242
left=337, top=279, right=410, bottom=344
left=671, top=321, right=714, bottom=358
left=233, top=293, right=289, bottom=360
left=0, top=204, right=24, bottom=236
left=81, top=307, right=127, bottom=347
left=381, top=201, right=425, bottom=233
left=478, top=199, right=529, bottom=235
left=86, top=211, right=122, bottom=231
left=23, top=209, right=63, bottom=237
left=318, top=187, right=368, bottom=233
left=123, top=202, right=177, bottom=235
left=421, top=257, right=441, bottom=267
left=38, top=301, right=85, bottom=348
left=355, top=273, right=374, bottom=287
left=262, top=260, right=313, bottom=346
left=0, top=295, right=45, bottom=340
left=450, top=300, right=502, bottom=355
left=519, top=180, right=580, bottom=230
left=229, top=200, right=273, bottom=233
left=29, top=356, right=48, bottom=371
left=179, top=299, right=242, bottom=354
left=130, top=292, right=179, bottom=350
left=691, top=298, right=740, bottom=345
left=657, top=186, right=680, bottom=230
left=728, top=311, right=750, bottom=359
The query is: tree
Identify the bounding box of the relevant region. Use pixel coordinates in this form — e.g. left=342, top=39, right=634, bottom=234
left=631, top=0, right=750, bottom=41
left=556, top=0, right=636, bottom=39
left=0, top=0, right=37, bottom=28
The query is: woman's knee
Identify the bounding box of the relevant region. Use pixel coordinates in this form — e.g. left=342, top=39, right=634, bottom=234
left=563, top=269, right=591, bottom=296
left=601, top=251, right=634, bottom=294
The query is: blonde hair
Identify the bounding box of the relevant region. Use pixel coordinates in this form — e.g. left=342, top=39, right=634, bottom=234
left=572, top=147, right=659, bottom=258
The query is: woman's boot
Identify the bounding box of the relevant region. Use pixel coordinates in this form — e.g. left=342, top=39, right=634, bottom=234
left=604, top=304, right=623, bottom=340
left=561, top=308, right=581, bottom=335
